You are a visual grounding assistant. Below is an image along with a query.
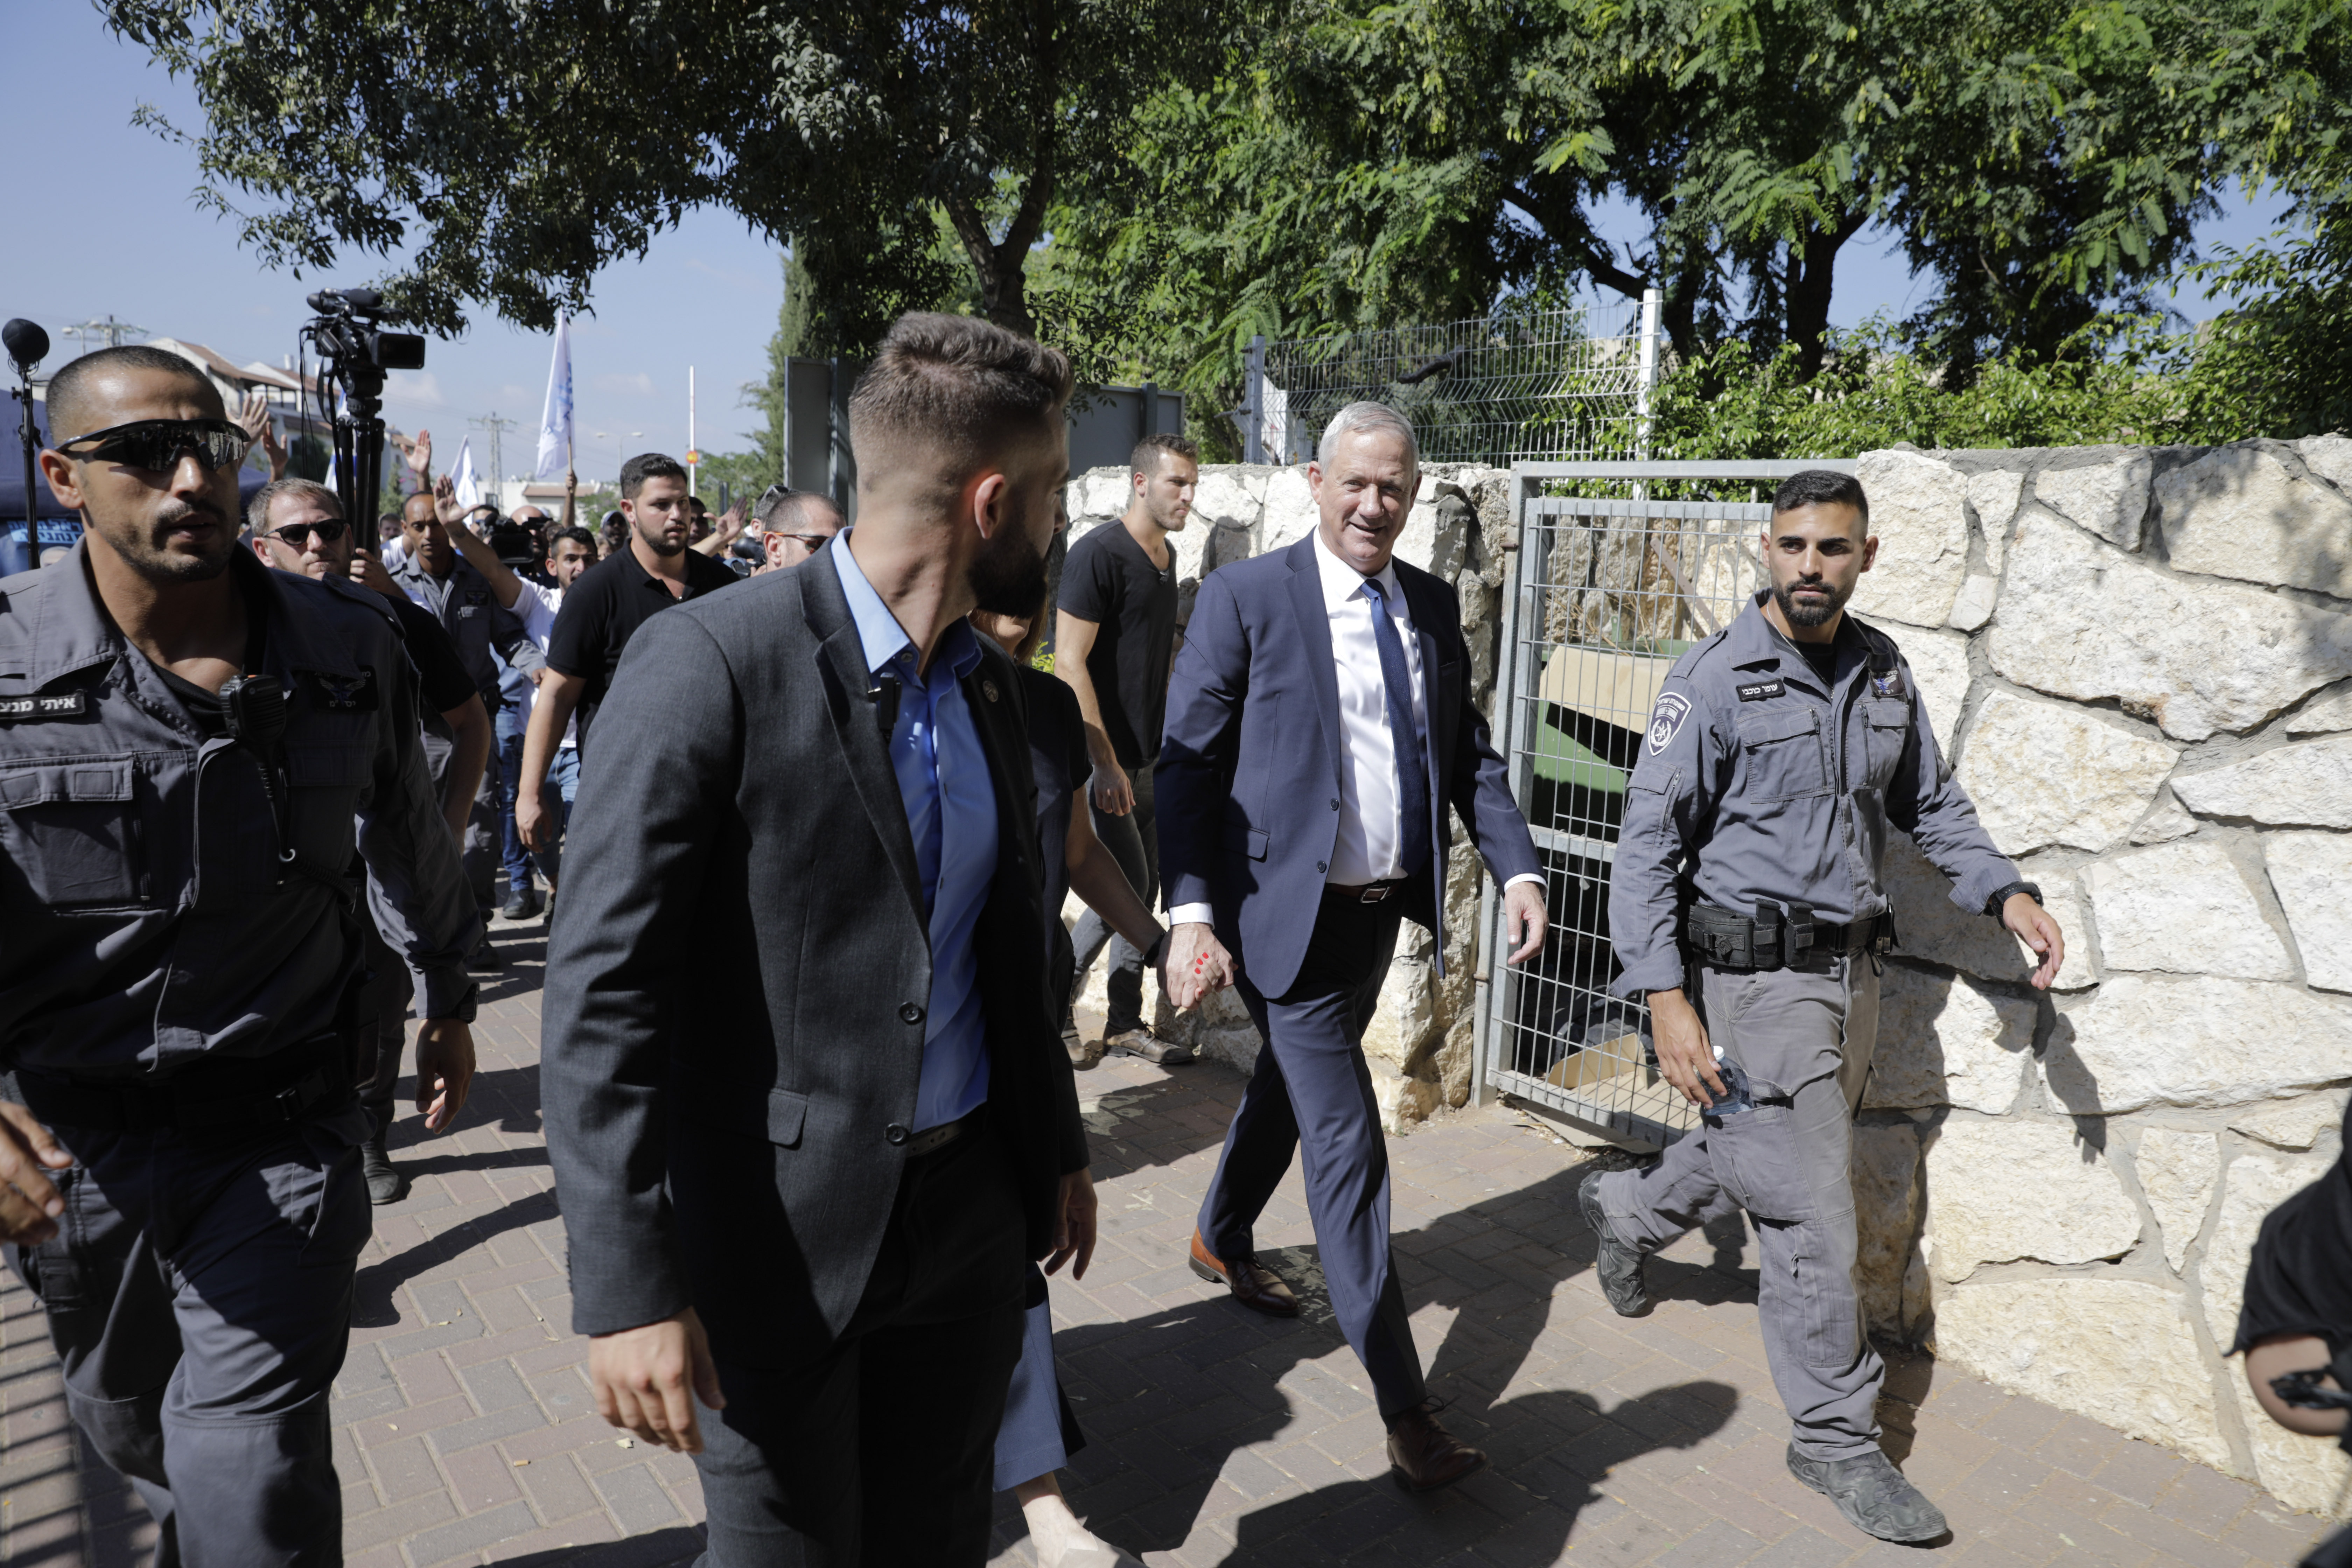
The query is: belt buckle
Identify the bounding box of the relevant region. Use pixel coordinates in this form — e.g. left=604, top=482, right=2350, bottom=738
left=1359, top=883, right=1392, bottom=904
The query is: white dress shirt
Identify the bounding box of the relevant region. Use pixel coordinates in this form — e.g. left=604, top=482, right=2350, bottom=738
left=1172, top=528, right=1538, bottom=928
left=510, top=580, right=576, bottom=748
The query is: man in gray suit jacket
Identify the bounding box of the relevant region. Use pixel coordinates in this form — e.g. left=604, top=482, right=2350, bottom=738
left=541, top=314, right=1096, bottom=1565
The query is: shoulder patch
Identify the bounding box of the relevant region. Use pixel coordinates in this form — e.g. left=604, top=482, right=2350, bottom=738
left=1645, top=691, right=1693, bottom=756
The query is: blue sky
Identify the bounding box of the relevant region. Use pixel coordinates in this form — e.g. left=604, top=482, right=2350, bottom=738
left=4, top=7, right=2297, bottom=483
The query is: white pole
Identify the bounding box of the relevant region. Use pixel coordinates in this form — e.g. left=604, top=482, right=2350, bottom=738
left=1635, top=287, right=1661, bottom=462
left=688, top=366, right=698, bottom=497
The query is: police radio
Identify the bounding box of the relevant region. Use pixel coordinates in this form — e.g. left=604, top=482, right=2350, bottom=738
left=219, top=674, right=296, bottom=867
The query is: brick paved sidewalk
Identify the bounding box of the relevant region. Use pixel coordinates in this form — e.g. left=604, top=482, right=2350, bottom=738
left=1, top=920, right=2335, bottom=1567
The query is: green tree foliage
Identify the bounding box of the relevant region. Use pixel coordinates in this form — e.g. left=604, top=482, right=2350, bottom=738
left=1044, top=0, right=2352, bottom=398
left=105, top=0, right=1230, bottom=351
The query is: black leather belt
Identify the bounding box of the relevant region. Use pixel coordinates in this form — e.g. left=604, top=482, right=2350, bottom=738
left=1327, top=879, right=1408, bottom=905
left=14, top=1037, right=350, bottom=1138
left=901, top=1106, right=982, bottom=1158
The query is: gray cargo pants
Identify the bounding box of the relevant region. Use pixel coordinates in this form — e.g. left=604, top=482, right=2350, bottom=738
left=4, top=1098, right=374, bottom=1566
left=1595, top=955, right=1883, bottom=1462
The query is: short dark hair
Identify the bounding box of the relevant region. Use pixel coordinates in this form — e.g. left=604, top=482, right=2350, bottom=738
left=1130, top=431, right=1199, bottom=480
left=247, top=476, right=341, bottom=533
left=619, top=453, right=688, bottom=499
left=547, top=525, right=597, bottom=558
left=45, top=345, right=219, bottom=444
left=848, top=313, right=1073, bottom=488
left=756, top=486, right=841, bottom=534
left=1771, top=468, right=1869, bottom=529
left=688, top=495, right=708, bottom=514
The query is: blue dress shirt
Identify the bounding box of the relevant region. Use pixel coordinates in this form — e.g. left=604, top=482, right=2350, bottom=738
left=831, top=534, right=999, bottom=1131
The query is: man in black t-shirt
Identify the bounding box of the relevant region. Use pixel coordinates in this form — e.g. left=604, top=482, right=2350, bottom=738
left=516, top=453, right=740, bottom=860
left=248, top=476, right=491, bottom=1204
left=1056, top=431, right=1196, bottom=1062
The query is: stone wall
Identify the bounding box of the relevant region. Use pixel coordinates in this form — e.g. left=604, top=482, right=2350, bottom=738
left=1060, top=442, right=2352, bottom=1515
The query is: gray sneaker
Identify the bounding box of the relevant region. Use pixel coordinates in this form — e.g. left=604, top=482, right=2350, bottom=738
left=1577, top=1169, right=1650, bottom=1317
left=1786, top=1444, right=1949, bottom=1543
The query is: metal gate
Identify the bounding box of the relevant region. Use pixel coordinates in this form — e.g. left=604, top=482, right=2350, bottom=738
left=1470, top=461, right=1857, bottom=1147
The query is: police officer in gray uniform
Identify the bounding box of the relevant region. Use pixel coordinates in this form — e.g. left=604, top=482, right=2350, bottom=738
left=391, top=489, right=542, bottom=938
left=1581, top=468, right=2064, bottom=1544
left=0, top=345, right=481, bottom=1565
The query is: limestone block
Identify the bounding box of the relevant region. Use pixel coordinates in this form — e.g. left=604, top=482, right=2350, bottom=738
left=1930, top=1279, right=2231, bottom=1470
left=1949, top=573, right=1999, bottom=631
left=1989, top=512, right=2352, bottom=742
left=1850, top=450, right=1971, bottom=630
left=2036, top=449, right=2154, bottom=550
left=1892, top=625, right=1970, bottom=749
left=1919, top=1119, right=2142, bottom=1282
left=1956, top=691, right=2179, bottom=854
left=1062, top=511, right=1116, bottom=551
left=2200, top=1152, right=2328, bottom=1352
left=1967, top=468, right=2026, bottom=576
left=1190, top=467, right=1268, bottom=532
left=1259, top=466, right=1318, bottom=554
left=1862, top=962, right=2037, bottom=1114
left=2286, top=681, right=2352, bottom=735
left=2171, top=735, right=2352, bottom=829
left=2266, top=832, right=2352, bottom=993
left=1369, top=1057, right=1444, bottom=1134
left=2128, top=793, right=2199, bottom=845
left=2133, top=1128, right=2219, bottom=1272
left=2228, top=1091, right=2348, bottom=1152
left=1188, top=984, right=1263, bottom=1074
left=1883, top=833, right=2094, bottom=989
left=2152, top=442, right=2352, bottom=597
left=2045, top=976, right=2352, bottom=1114
left=1393, top=496, right=1442, bottom=576
left=2227, top=1377, right=2352, bottom=1518
left=2080, top=840, right=2295, bottom=982
left=1852, top=1121, right=1924, bottom=1339
left=1070, top=467, right=1131, bottom=522
left=2300, top=432, right=2352, bottom=495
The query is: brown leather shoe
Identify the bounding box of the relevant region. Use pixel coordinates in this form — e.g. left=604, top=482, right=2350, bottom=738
left=1386, top=1403, right=1488, bottom=1492
left=1188, top=1230, right=1298, bottom=1317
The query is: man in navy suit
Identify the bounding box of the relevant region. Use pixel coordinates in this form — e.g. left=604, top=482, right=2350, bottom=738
left=1159, top=402, right=1548, bottom=1491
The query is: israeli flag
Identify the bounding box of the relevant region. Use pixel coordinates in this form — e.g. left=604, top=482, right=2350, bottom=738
left=534, top=310, right=573, bottom=481
left=452, top=437, right=481, bottom=510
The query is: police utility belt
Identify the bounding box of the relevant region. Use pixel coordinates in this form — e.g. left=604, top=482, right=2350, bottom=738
left=1685, top=900, right=1895, bottom=972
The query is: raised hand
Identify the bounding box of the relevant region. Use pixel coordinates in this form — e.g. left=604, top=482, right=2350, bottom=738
left=433, top=472, right=462, bottom=526
left=405, top=428, right=434, bottom=483
left=237, top=390, right=288, bottom=479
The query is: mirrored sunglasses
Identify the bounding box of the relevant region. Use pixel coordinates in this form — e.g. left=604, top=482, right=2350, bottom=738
left=58, top=418, right=254, bottom=474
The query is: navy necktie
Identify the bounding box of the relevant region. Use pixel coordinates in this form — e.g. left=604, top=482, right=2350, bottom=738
left=1360, top=576, right=1432, bottom=880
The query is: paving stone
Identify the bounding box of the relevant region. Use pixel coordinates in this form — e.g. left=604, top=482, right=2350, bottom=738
left=0, top=945, right=2310, bottom=1568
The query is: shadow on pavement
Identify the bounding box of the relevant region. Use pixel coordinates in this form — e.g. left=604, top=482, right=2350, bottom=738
left=491, top=1522, right=704, bottom=1565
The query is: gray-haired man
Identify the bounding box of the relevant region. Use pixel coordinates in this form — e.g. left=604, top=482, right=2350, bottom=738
left=1588, top=467, right=2065, bottom=1543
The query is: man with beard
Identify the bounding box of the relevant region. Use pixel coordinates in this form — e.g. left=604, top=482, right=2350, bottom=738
left=392, top=490, right=545, bottom=953
left=1055, top=432, right=1196, bottom=1066
left=542, top=314, right=1101, bottom=1564
left=513, top=453, right=737, bottom=861
left=247, top=476, right=491, bottom=1204
left=1588, top=467, right=2064, bottom=1544
left=0, top=347, right=477, bottom=1563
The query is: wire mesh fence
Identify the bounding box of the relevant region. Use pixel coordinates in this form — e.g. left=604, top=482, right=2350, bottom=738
left=1484, top=487, right=1779, bottom=1145
left=1248, top=298, right=1656, bottom=469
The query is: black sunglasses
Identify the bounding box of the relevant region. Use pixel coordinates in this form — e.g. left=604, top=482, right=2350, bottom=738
left=266, top=518, right=350, bottom=546
left=58, top=418, right=254, bottom=474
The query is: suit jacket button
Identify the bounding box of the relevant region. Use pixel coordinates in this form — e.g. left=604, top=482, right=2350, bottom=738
left=899, top=1002, right=924, bottom=1025
left=1316, top=861, right=1328, bottom=873
left=886, top=1124, right=910, bottom=1146
left=1330, top=798, right=1340, bottom=810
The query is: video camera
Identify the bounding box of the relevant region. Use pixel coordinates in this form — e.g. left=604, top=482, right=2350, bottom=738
left=487, top=516, right=540, bottom=568
left=302, top=287, right=427, bottom=540
left=303, top=289, right=425, bottom=375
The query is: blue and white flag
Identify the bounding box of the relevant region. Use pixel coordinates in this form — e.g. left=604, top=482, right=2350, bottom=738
left=534, top=310, right=573, bottom=480
left=452, top=436, right=480, bottom=510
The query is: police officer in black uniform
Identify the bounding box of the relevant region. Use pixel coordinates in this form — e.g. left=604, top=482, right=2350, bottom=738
left=1583, top=469, right=2065, bottom=1544
left=0, top=346, right=479, bottom=1564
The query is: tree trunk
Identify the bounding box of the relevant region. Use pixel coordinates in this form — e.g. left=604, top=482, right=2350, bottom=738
left=1787, top=212, right=1869, bottom=377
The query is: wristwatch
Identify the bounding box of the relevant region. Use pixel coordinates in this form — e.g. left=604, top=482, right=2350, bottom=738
left=1986, top=881, right=2043, bottom=916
